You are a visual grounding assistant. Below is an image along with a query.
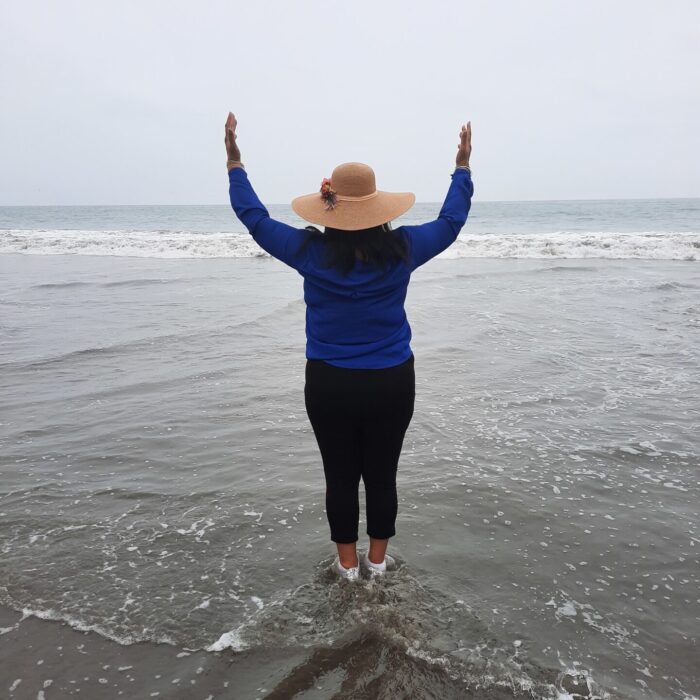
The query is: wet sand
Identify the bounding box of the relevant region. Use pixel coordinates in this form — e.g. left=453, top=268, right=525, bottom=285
left=3, top=602, right=599, bottom=699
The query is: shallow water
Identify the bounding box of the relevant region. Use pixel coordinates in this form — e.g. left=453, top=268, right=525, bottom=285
left=1, top=248, right=698, bottom=699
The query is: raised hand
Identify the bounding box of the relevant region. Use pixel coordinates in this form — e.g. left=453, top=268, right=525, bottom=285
left=456, top=121, right=472, bottom=168
left=225, top=112, right=241, bottom=162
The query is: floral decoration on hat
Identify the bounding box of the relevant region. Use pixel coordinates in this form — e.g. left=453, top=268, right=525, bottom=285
left=320, top=178, right=338, bottom=210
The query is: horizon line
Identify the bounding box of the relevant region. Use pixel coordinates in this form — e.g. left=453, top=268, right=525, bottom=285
left=1, top=195, right=699, bottom=208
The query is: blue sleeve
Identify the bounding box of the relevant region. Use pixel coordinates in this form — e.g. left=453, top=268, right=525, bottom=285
left=228, top=167, right=309, bottom=270
left=401, top=168, right=474, bottom=271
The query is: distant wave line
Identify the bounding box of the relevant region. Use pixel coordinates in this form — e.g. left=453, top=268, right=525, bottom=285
left=1, top=229, right=698, bottom=260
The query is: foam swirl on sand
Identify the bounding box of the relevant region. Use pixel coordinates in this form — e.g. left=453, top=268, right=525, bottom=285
left=205, top=556, right=613, bottom=699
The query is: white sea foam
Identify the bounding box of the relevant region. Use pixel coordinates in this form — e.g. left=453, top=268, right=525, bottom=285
left=18, top=605, right=178, bottom=647
left=0, top=229, right=264, bottom=259
left=1, top=228, right=698, bottom=260
left=444, top=230, right=700, bottom=260
left=207, top=625, right=248, bottom=652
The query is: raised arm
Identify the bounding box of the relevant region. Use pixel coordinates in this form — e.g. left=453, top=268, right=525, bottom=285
left=401, top=122, right=474, bottom=271
left=225, top=112, right=309, bottom=270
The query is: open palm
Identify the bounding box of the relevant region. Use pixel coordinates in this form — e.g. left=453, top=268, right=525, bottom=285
left=456, top=121, right=472, bottom=167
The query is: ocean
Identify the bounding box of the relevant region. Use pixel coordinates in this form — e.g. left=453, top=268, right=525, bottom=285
left=1, top=199, right=699, bottom=699
left=0, top=199, right=699, bottom=261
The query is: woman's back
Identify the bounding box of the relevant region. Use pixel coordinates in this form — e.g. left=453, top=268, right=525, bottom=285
left=300, top=236, right=413, bottom=368
left=227, top=165, right=473, bottom=368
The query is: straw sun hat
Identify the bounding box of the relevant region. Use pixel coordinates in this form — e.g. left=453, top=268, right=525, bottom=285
left=291, top=162, right=415, bottom=231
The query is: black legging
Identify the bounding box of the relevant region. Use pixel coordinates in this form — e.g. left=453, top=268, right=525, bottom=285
left=304, top=354, right=416, bottom=544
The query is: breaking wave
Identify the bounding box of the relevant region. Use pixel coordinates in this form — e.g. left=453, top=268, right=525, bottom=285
left=1, top=228, right=698, bottom=260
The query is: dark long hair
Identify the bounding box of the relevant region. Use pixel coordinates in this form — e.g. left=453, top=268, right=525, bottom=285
left=296, top=222, right=410, bottom=276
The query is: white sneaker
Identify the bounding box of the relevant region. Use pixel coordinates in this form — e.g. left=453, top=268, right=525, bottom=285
left=361, top=550, right=393, bottom=577
left=332, top=556, right=360, bottom=582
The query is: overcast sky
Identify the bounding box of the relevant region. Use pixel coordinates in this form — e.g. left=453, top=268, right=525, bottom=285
left=1, top=0, right=699, bottom=205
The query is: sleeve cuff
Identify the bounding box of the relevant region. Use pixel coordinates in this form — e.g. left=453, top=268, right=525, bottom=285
left=228, top=165, right=247, bottom=178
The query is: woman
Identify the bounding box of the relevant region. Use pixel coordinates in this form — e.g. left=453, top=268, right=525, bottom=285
left=225, top=112, right=473, bottom=581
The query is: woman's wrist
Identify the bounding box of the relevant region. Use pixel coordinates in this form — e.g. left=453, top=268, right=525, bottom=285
left=227, top=159, right=245, bottom=171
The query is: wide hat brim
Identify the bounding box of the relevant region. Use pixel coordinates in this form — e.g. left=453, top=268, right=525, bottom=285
left=291, top=190, right=416, bottom=231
